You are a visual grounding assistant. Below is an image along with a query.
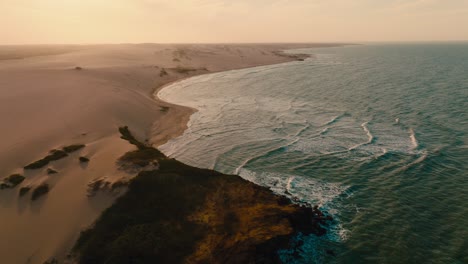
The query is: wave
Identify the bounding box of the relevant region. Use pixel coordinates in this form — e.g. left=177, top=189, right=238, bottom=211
left=239, top=168, right=352, bottom=263
left=409, top=128, right=418, bottom=150
left=348, top=121, right=375, bottom=151
left=391, top=150, right=429, bottom=174
left=320, top=127, right=330, bottom=135
left=321, top=113, right=346, bottom=127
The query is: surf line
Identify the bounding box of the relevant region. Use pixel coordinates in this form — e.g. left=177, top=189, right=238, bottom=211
left=409, top=128, right=418, bottom=150
left=348, top=121, right=374, bottom=151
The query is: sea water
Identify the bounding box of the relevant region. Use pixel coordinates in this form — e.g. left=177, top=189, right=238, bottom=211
left=157, top=43, right=468, bottom=263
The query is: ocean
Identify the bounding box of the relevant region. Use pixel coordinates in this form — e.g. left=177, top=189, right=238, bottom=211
left=157, top=43, right=468, bottom=263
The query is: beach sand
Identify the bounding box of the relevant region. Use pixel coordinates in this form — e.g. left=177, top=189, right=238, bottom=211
left=0, top=43, right=340, bottom=263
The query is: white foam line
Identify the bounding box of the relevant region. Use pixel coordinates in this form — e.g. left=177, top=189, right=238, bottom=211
left=392, top=150, right=428, bottom=174
left=349, top=121, right=374, bottom=151
left=234, top=138, right=300, bottom=175
left=320, top=127, right=329, bottom=135
left=409, top=128, right=418, bottom=150
left=294, top=124, right=310, bottom=137
left=322, top=114, right=342, bottom=126
left=286, top=177, right=295, bottom=193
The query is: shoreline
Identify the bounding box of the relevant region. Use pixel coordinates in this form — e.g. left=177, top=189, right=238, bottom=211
left=0, top=43, right=346, bottom=263
left=149, top=50, right=315, bottom=147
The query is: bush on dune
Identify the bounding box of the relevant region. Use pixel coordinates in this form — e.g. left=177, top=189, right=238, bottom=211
left=31, top=184, right=49, bottom=201
left=1, top=174, right=25, bottom=189
left=24, top=150, right=68, bottom=170
left=19, top=187, right=31, bottom=197
left=63, top=144, right=85, bottom=153
left=79, top=157, right=90, bottom=163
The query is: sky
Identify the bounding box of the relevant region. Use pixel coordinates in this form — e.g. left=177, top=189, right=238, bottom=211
left=1, top=0, right=468, bottom=44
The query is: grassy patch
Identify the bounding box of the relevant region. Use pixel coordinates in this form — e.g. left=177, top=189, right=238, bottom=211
left=32, top=184, right=49, bottom=201
left=63, top=144, right=85, bottom=153
left=24, top=150, right=68, bottom=170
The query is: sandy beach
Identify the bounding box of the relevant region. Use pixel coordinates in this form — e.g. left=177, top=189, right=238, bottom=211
left=0, top=43, right=342, bottom=263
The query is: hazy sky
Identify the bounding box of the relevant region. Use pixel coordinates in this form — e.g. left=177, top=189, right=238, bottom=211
left=1, top=0, right=468, bottom=44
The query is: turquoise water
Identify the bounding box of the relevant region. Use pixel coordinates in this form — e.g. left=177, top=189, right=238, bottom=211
left=158, top=43, right=468, bottom=263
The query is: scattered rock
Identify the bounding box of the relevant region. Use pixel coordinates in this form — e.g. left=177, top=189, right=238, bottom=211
left=75, top=66, right=83, bottom=71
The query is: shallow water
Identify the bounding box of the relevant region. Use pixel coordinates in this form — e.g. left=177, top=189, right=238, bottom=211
left=158, top=43, right=468, bottom=263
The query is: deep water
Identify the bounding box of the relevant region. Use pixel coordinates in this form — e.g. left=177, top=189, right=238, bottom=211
left=158, top=43, right=468, bottom=263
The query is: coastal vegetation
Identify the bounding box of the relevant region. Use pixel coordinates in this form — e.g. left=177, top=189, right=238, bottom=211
left=19, top=187, right=31, bottom=197
left=24, top=149, right=68, bottom=170
left=24, top=144, right=85, bottom=170
left=159, top=68, right=168, bottom=77
left=72, top=127, right=332, bottom=263
left=79, top=157, right=90, bottom=163
left=63, top=144, right=86, bottom=153
left=160, top=106, right=170, bottom=113
left=172, top=66, right=208, bottom=74
left=0, top=174, right=25, bottom=189
left=47, top=168, right=58, bottom=175
left=31, top=183, right=49, bottom=201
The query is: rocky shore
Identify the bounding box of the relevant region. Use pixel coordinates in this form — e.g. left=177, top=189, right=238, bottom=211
left=71, top=127, right=332, bottom=264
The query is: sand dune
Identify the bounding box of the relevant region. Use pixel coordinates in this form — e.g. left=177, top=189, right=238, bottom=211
left=0, top=43, right=340, bottom=263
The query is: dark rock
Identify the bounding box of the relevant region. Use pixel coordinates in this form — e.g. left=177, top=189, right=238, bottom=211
left=79, top=156, right=90, bottom=163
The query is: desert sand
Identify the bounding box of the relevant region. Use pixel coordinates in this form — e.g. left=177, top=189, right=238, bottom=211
left=0, top=43, right=341, bottom=264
